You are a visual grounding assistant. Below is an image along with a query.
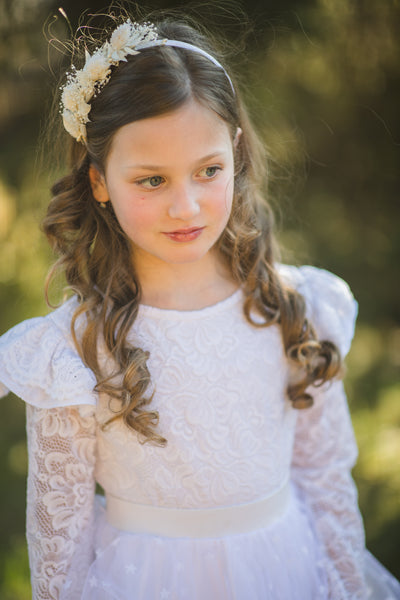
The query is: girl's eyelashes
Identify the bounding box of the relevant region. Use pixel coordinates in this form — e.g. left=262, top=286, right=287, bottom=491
left=198, top=165, right=222, bottom=178
left=136, top=175, right=165, bottom=189
left=134, top=165, right=222, bottom=190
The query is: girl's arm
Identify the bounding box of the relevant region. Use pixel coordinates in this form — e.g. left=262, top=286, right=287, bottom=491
left=291, top=379, right=367, bottom=599
left=0, top=304, right=99, bottom=598
left=287, top=265, right=367, bottom=598
left=26, top=404, right=97, bottom=600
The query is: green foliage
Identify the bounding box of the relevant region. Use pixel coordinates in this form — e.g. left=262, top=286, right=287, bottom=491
left=0, top=534, right=31, bottom=600
left=0, top=0, right=399, bottom=594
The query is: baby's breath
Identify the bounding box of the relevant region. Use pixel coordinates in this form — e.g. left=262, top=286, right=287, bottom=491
left=60, top=20, right=161, bottom=144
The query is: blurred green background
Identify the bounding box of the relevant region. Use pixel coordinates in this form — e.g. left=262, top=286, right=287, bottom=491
left=0, top=0, right=399, bottom=597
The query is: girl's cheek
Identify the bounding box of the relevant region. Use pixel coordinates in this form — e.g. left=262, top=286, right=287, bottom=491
left=216, top=178, right=234, bottom=209
left=129, top=204, right=159, bottom=228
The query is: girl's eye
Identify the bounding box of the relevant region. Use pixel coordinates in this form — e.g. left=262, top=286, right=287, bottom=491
left=137, top=175, right=164, bottom=189
left=198, top=165, right=221, bottom=178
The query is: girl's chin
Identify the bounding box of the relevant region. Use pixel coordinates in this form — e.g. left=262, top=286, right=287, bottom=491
left=138, top=250, right=218, bottom=270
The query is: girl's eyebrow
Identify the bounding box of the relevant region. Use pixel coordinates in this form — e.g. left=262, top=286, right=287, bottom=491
left=122, top=150, right=227, bottom=171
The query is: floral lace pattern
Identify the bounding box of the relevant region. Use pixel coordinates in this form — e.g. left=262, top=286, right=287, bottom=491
left=26, top=405, right=97, bottom=599
left=0, top=266, right=384, bottom=599
left=0, top=306, right=97, bottom=409
left=95, top=291, right=294, bottom=509
left=292, top=380, right=367, bottom=599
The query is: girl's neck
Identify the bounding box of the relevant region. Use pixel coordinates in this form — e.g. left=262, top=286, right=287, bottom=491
left=134, top=253, right=238, bottom=311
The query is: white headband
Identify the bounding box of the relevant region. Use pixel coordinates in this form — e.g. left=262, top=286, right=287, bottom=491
left=60, top=20, right=234, bottom=144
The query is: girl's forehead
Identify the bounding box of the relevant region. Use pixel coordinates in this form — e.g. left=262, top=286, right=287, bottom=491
left=108, top=100, right=233, bottom=165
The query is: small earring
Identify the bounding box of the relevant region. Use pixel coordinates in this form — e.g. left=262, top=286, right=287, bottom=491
left=99, top=202, right=107, bottom=209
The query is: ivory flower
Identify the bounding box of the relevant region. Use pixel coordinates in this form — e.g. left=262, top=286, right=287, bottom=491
left=60, top=20, right=163, bottom=143
left=82, top=52, right=111, bottom=83
left=109, top=22, right=132, bottom=52
left=61, top=83, right=81, bottom=112
left=62, top=109, right=87, bottom=143
left=62, top=84, right=91, bottom=116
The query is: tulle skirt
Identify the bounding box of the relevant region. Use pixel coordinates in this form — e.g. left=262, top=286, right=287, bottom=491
left=79, top=493, right=400, bottom=600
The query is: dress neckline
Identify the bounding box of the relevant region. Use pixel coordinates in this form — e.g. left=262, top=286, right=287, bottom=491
left=138, top=288, right=243, bottom=321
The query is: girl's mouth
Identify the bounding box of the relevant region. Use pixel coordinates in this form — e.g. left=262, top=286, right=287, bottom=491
left=162, top=227, right=205, bottom=242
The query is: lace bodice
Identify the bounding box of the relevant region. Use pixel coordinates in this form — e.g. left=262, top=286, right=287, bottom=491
left=95, top=288, right=294, bottom=508
left=0, top=265, right=367, bottom=599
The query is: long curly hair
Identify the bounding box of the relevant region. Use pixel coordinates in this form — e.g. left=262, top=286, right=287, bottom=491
left=43, top=13, right=342, bottom=446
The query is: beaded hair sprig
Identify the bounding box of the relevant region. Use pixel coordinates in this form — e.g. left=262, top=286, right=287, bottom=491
left=60, top=19, right=234, bottom=144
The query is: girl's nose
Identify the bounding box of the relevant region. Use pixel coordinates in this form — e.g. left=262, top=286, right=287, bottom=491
left=167, top=184, right=201, bottom=220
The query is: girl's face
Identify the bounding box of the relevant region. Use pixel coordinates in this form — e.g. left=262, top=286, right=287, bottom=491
left=90, top=100, right=238, bottom=275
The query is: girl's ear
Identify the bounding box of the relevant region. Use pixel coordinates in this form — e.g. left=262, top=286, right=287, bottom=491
left=233, top=127, right=242, bottom=149
left=89, top=164, right=109, bottom=204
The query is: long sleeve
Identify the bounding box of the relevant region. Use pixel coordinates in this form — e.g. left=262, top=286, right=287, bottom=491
left=284, top=265, right=367, bottom=598
left=291, top=380, right=367, bottom=599
left=26, top=405, right=97, bottom=600
left=0, top=301, right=99, bottom=598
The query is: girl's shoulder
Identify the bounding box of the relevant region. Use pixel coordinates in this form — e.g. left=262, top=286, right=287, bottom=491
left=0, top=297, right=97, bottom=411
left=278, top=264, right=358, bottom=357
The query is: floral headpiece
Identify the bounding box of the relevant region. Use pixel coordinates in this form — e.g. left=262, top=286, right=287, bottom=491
left=60, top=19, right=234, bottom=144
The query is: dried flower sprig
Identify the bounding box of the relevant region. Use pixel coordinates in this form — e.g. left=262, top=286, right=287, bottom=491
left=60, top=20, right=162, bottom=143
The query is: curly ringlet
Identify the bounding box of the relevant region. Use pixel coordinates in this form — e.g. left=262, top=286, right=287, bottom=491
left=43, top=14, right=342, bottom=446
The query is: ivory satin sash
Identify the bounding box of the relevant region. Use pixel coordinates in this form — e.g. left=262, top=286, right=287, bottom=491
left=106, top=480, right=290, bottom=538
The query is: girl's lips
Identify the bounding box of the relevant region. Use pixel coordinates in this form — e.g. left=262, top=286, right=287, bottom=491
left=162, top=227, right=205, bottom=242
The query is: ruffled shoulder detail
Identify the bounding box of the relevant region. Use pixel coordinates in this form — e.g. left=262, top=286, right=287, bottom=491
left=278, top=264, right=358, bottom=357
left=0, top=298, right=97, bottom=410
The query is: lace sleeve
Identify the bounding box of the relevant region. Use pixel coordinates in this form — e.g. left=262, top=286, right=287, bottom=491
left=291, top=380, right=367, bottom=599
left=26, top=404, right=97, bottom=600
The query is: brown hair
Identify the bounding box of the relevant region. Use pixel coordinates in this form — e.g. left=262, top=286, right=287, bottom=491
left=43, top=13, right=341, bottom=446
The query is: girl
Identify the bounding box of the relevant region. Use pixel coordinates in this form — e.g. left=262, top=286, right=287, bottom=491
left=0, top=10, right=399, bottom=600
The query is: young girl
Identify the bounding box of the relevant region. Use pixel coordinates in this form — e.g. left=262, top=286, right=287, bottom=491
left=0, top=11, right=399, bottom=600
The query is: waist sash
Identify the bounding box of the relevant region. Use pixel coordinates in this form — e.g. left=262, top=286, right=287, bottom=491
left=106, top=480, right=290, bottom=538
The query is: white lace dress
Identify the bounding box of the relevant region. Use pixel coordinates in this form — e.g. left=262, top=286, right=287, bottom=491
left=0, top=266, right=399, bottom=600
